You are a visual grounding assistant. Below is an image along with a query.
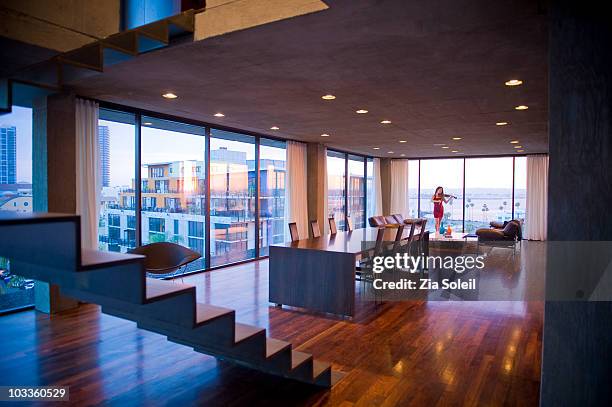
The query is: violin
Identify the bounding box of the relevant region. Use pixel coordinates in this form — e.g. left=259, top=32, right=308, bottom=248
left=444, top=194, right=458, bottom=199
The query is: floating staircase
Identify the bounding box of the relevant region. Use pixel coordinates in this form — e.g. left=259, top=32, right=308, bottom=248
left=0, top=212, right=342, bottom=387
left=1, top=9, right=200, bottom=115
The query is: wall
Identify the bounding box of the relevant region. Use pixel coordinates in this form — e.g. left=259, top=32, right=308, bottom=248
left=379, top=158, right=391, bottom=216
left=542, top=0, right=612, bottom=404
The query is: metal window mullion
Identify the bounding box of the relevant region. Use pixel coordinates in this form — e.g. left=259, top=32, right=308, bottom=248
left=204, top=127, right=211, bottom=269
left=135, top=113, right=142, bottom=247
left=255, top=136, right=260, bottom=258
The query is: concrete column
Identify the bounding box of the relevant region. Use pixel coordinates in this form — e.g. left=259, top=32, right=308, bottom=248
left=307, top=143, right=327, bottom=236
left=542, top=1, right=612, bottom=404
left=379, top=158, right=391, bottom=216
left=32, top=93, right=79, bottom=314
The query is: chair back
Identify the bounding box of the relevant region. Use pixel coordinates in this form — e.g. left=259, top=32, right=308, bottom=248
left=385, top=215, right=398, bottom=224
left=329, top=217, right=337, bottom=235
left=288, top=222, right=299, bottom=242
left=392, top=214, right=405, bottom=223
left=346, top=215, right=354, bottom=232
left=129, top=242, right=201, bottom=275
left=310, top=220, right=321, bottom=238
left=368, top=216, right=386, bottom=227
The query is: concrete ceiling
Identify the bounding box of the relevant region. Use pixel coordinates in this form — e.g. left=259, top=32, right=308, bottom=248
left=71, top=0, right=548, bottom=158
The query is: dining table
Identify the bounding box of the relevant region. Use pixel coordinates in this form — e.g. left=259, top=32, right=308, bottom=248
left=269, top=225, right=427, bottom=317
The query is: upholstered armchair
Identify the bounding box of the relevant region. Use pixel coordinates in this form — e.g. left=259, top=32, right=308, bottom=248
left=475, top=219, right=522, bottom=254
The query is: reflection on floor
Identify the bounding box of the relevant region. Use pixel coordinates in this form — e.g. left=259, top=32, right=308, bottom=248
left=0, top=242, right=544, bottom=406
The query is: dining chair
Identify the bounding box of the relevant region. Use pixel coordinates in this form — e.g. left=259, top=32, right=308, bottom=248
left=346, top=215, right=354, bottom=232
left=310, top=219, right=321, bottom=238
left=329, top=217, right=337, bottom=235
left=358, top=226, right=387, bottom=303
left=288, top=222, right=299, bottom=242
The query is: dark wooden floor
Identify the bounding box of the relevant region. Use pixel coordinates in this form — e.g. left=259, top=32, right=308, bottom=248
left=0, top=243, right=544, bottom=406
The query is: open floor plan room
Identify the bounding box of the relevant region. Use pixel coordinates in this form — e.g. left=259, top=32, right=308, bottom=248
left=1, top=0, right=610, bottom=406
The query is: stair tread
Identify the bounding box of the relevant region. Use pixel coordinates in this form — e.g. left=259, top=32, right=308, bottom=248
left=266, top=338, right=291, bottom=358
left=80, top=249, right=144, bottom=270
left=331, top=370, right=346, bottom=386
left=234, top=323, right=265, bottom=344
left=313, top=360, right=332, bottom=378
left=291, top=350, right=313, bottom=369
left=196, top=303, right=234, bottom=325
left=146, top=277, right=194, bottom=301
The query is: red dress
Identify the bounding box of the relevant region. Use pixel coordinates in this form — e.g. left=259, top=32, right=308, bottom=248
left=433, top=201, right=444, bottom=218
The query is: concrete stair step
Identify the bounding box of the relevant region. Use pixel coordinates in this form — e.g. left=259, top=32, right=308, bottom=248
left=312, top=360, right=332, bottom=385
left=195, top=303, right=234, bottom=326
left=79, top=249, right=144, bottom=271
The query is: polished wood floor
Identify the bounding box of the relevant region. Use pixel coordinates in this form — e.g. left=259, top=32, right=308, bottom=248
left=0, top=243, right=544, bottom=406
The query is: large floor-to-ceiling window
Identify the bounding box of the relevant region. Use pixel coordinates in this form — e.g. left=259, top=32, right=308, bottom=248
left=347, top=154, right=366, bottom=228
left=96, top=107, right=293, bottom=272
left=259, top=138, right=286, bottom=256
left=406, top=156, right=531, bottom=234
left=209, top=130, right=256, bottom=267
left=141, top=116, right=207, bottom=272
left=419, top=158, right=464, bottom=232
left=0, top=106, right=34, bottom=312
left=327, top=150, right=346, bottom=230
left=465, top=157, right=513, bottom=233
left=326, top=150, right=371, bottom=231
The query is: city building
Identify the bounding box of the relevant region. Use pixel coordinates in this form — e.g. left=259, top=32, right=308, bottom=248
left=98, top=125, right=110, bottom=187
left=0, top=126, right=16, bottom=185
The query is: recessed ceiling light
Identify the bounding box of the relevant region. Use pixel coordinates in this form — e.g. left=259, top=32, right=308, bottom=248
left=321, top=133, right=330, bottom=137
left=143, top=122, right=153, bottom=126
left=514, top=145, right=523, bottom=149
left=434, top=143, right=446, bottom=146
left=322, top=94, right=336, bottom=100
left=399, top=140, right=407, bottom=143
left=496, top=122, right=509, bottom=126
left=270, top=126, right=279, bottom=130
left=505, top=79, right=523, bottom=86
left=400, top=154, right=406, bottom=157
left=452, top=137, right=462, bottom=140
left=515, top=105, right=529, bottom=110
left=373, top=147, right=380, bottom=150
left=356, top=109, right=368, bottom=114
left=162, top=92, right=178, bottom=99
left=517, top=150, right=524, bottom=153
left=441, top=146, right=450, bottom=149
left=510, top=140, right=519, bottom=144
left=451, top=150, right=459, bottom=153
left=387, top=151, right=394, bottom=154
left=214, top=113, right=225, bottom=117
left=381, top=120, right=392, bottom=124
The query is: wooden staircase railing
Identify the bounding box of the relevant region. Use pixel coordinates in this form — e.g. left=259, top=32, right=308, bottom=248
left=0, top=211, right=343, bottom=387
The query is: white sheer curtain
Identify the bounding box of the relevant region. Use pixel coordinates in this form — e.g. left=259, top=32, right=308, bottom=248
left=390, top=159, right=409, bottom=215
left=284, top=141, right=309, bottom=240
left=526, top=154, right=548, bottom=240
left=75, top=98, right=100, bottom=250
left=322, top=146, right=328, bottom=235
left=367, top=158, right=383, bottom=217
